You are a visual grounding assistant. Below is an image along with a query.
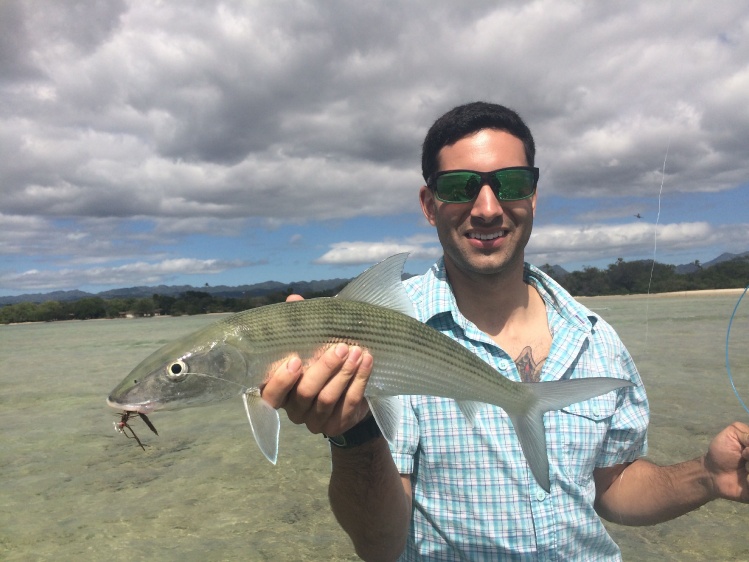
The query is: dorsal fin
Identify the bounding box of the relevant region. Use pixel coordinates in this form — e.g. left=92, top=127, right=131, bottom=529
left=335, top=253, right=415, bottom=318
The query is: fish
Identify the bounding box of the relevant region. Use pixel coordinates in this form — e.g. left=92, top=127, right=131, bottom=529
left=107, top=253, right=633, bottom=492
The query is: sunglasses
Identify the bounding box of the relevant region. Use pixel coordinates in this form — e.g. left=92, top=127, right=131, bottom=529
left=428, top=166, right=539, bottom=203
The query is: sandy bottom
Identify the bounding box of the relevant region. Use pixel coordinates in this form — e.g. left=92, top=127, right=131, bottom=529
left=1, top=290, right=747, bottom=561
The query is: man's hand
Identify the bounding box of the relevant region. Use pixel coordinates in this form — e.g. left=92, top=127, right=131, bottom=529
left=261, top=295, right=374, bottom=436
left=703, top=421, right=749, bottom=502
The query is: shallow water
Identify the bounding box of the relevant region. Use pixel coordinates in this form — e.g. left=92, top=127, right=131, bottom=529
left=579, top=291, right=749, bottom=561
left=1, top=292, right=747, bottom=561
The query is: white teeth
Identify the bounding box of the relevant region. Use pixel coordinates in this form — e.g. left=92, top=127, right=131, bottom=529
left=469, top=232, right=505, bottom=240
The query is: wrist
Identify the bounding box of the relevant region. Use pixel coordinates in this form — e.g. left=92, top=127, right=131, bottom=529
left=700, top=454, right=720, bottom=501
left=325, top=415, right=382, bottom=449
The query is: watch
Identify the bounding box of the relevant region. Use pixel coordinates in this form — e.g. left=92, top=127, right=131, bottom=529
left=325, top=415, right=382, bottom=448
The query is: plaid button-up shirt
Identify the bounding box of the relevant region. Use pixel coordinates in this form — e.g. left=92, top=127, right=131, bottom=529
left=391, top=258, right=648, bottom=561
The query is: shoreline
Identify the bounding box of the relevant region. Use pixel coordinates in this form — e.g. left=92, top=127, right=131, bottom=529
left=576, top=287, right=746, bottom=299
left=4, top=289, right=746, bottom=326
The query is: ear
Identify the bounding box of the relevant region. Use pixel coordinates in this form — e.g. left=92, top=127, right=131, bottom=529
left=419, top=185, right=437, bottom=226
left=531, top=191, right=537, bottom=217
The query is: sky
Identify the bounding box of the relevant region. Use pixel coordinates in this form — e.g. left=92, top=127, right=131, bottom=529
left=1, top=0, right=748, bottom=296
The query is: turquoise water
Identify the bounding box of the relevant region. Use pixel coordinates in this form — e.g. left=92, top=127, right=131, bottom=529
left=1, top=292, right=747, bottom=561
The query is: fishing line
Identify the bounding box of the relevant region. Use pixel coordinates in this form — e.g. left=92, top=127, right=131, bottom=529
left=725, top=284, right=749, bottom=416
left=643, top=143, right=748, bottom=416
left=643, top=139, right=669, bottom=348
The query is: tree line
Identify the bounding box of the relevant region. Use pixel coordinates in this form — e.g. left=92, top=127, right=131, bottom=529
left=2, top=257, right=747, bottom=325
left=541, top=256, right=749, bottom=297
left=0, top=287, right=335, bottom=325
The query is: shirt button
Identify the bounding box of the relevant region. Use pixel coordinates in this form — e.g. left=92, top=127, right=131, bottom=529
left=498, top=359, right=509, bottom=371
left=536, top=490, right=546, bottom=501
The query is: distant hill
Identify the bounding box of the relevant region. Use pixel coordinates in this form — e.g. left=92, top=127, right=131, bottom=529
left=675, top=251, right=749, bottom=274
left=0, top=277, right=351, bottom=306
left=547, top=265, right=570, bottom=279
left=1, top=250, right=746, bottom=306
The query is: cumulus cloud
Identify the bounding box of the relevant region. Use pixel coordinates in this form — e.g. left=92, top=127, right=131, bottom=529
left=0, top=258, right=253, bottom=291
left=315, top=236, right=442, bottom=265
left=6, top=1, right=747, bottom=219
left=1, top=0, right=747, bottom=292
left=528, top=222, right=749, bottom=266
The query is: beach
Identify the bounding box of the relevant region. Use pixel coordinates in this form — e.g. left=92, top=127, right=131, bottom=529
left=1, top=290, right=747, bottom=561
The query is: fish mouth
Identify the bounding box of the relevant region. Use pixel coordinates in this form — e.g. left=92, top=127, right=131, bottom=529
left=106, top=397, right=159, bottom=414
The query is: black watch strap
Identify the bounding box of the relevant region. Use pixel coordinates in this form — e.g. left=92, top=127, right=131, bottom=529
left=325, top=415, right=382, bottom=448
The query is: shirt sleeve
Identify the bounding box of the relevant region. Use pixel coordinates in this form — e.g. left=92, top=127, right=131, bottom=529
left=389, top=396, right=421, bottom=474
left=596, top=345, right=649, bottom=467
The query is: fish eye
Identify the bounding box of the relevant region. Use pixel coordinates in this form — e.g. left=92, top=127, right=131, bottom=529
left=166, top=359, right=188, bottom=380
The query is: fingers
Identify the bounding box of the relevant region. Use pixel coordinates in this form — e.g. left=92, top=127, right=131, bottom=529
left=261, top=355, right=304, bottom=409
left=322, top=350, right=374, bottom=434
left=732, top=421, right=749, bottom=448
left=264, top=343, right=373, bottom=435
left=292, top=344, right=370, bottom=433
left=290, top=343, right=352, bottom=421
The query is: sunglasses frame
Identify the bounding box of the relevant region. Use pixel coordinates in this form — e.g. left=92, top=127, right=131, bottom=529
left=428, top=166, right=539, bottom=203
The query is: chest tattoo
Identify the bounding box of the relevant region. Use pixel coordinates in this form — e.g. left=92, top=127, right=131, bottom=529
left=515, top=346, right=546, bottom=383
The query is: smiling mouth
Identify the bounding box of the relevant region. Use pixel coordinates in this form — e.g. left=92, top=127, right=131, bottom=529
left=467, top=231, right=507, bottom=241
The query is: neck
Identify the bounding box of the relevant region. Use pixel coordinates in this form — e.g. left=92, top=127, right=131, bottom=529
left=444, top=257, right=533, bottom=338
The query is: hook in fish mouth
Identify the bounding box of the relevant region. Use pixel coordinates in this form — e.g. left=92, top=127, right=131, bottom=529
left=113, top=411, right=158, bottom=451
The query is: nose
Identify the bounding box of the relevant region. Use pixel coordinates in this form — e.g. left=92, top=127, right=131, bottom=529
left=470, top=183, right=504, bottom=221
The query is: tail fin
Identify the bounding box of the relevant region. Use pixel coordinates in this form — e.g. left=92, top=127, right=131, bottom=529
left=507, top=377, right=634, bottom=492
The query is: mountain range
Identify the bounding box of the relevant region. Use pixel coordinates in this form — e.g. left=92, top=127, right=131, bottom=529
left=1, top=251, right=747, bottom=306
left=0, top=277, right=350, bottom=306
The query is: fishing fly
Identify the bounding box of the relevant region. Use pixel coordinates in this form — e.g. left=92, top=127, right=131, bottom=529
left=113, top=411, right=158, bottom=451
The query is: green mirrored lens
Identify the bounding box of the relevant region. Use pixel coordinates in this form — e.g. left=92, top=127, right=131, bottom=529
left=494, top=169, right=535, bottom=200
left=435, top=172, right=475, bottom=202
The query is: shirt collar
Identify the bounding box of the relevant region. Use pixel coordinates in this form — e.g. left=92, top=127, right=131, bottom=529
left=415, top=257, right=595, bottom=335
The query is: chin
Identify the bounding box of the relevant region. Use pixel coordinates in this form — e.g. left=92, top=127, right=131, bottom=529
left=449, top=250, right=520, bottom=278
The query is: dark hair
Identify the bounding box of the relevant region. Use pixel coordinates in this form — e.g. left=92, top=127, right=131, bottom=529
left=421, top=101, right=535, bottom=182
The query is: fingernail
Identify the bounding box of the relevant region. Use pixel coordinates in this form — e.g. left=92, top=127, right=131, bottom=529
left=361, top=351, right=373, bottom=369
left=335, top=343, right=348, bottom=358
left=348, top=346, right=362, bottom=362
left=287, top=356, right=302, bottom=373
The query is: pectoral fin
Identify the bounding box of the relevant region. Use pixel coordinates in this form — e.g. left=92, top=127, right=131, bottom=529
left=242, top=389, right=280, bottom=465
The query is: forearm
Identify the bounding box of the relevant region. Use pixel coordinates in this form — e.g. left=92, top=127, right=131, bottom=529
left=329, top=437, right=411, bottom=561
left=595, top=457, right=714, bottom=526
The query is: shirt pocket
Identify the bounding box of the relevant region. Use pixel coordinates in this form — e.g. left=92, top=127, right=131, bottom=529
left=559, top=393, right=618, bottom=488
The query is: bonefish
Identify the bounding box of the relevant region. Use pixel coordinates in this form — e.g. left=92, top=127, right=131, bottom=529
left=107, top=253, right=633, bottom=491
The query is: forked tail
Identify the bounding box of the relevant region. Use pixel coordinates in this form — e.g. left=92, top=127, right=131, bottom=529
left=507, top=377, right=634, bottom=492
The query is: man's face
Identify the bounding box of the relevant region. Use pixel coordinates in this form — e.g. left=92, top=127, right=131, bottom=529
left=419, top=128, right=536, bottom=282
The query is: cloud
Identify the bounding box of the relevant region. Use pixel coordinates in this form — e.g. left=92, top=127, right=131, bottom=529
left=316, top=236, right=441, bottom=265
left=0, top=257, right=254, bottom=291
left=528, top=221, right=749, bottom=266
left=6, top=1, right=746, bottom=221
left=1, top=0, right=748, bottom=292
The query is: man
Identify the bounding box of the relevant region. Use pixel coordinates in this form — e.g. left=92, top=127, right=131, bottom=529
left=262, top=102, right=749, bottom=561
